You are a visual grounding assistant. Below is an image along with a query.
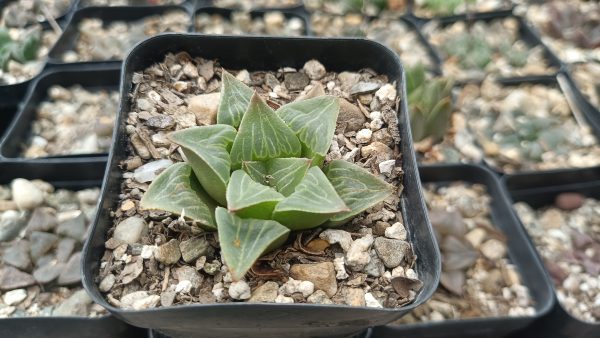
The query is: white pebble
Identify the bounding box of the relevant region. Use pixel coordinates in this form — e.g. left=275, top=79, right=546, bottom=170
left=212, top=282, right=225, bottom=301
left=140, top=245, right=156, bottom=259
left=133, top=159, right=173, bottom=183
left=3, top=289, right=27, bottom=306
left=280, top=278, right=314, bottom=297
left=228, top=281, right=251, bottom=300
left=375, top=84, right=397, bottom=101
left=378, top=159, right=396, bottom=176
left=333, top=253, right=349, bottom=279
left=345, top=234, right=374, bottom=271
left=275, top=295, right=294, bottom=303
left=364, top=292, right=383, bottom=308
left=175, top=280, right=192, bottom=293
left=385, top=222, right=407, bottom=240
left=319, top=229, right=353, bottom=251
left=356, top=129, right=372, bottom=144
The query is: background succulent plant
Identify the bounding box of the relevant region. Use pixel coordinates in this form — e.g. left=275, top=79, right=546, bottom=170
left=0, top=27, right=41, bottom=70
left=544, top=2, right=600, bottom=49
left=140, top=71, right=394, bottom=280
left=406, top=64, right=454, bottom=143
left=420, top=0, right=475, bottom=16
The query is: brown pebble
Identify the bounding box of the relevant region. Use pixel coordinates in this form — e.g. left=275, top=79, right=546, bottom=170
left=555, top=192, right=586, bottom=211
left=121, top=200, right=135, bottom=211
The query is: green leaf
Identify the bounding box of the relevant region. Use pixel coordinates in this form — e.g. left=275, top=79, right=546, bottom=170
left=217, top=70, right=254, bottom=128
left=216, top=207, right=290, bottom=281
left=168, top=125, right=236, bottom=205
left=230, top=93, right=302, bottom=169
left=226, top=170, right=284, bottom=219
left=277, top=96, right=339, bottom=164
left=0, top=29, right=11, bottom=47
left=11, top=28, right=40, bottom=63
left=243, top=158, right=312, bottom=196
left=272, top=167, right=349, bottom=230
left=323, top=159, right=394, bottom=227
left=140, top=163, right=217, bottom=230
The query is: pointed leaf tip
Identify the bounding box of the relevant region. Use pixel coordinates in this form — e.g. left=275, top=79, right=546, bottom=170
left=217, top=70, right=254, bottom=128
left=216, top=207, right=290, bottom=281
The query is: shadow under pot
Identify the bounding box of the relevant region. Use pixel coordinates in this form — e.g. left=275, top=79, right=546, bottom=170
left=47, top=6, right=192, bottom=65
left=0, top=65, right=121, bottom=160
left=373, top=163, right=554, bottom=338
left=81, top=34, right=440, bottom=338
left=505, top=167, right=600, bottom=338
left=0, top=161, right=145, bottom=338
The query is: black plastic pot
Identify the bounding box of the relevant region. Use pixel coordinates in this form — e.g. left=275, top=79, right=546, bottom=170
left=469, top=74, right=600, bottom=175
left=419, top=11, right=562, bottom=83
left=372, top=163, right=554, bottom=338
left=0, top=161, right=145, bottom=338
left=560, top=68, right=600, bottom=141
left=193, top=6, right=310, bottom=35
left=0, top=64, right=121, bottom=160
left=0, top=104, right=18, bottom=138
left=47, top=5, right=193, bottom=66
left=504, top=166, right=600, bottom=338
left=0, top=0, right=76, bottom=28
left=82, top=34, right=440, bottom=338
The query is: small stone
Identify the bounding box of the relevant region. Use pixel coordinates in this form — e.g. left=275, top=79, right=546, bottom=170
left=275, top=295, right=294, bottom=303
left=53, top=290, right=93, bottom=316
left=337, top=98, right=366, bottom=132
left=203, top=260, right=221, bottom=275
left=173, top=81, right=188, bottom=92
left=344, top=288, right=365, bottom=307
left=229, top=280, right=251, bottom=300
left=3, top=241, right=31, bottom=270
left=375, top=84, right=397, bottom=101
left=121, top=200, right=136, bottom=212
left=56, top=211, right=87, bottom=241
left=0, top=210, right=27, bottom=242
left=465, top=228, right=487, bottom=248
left=155, top=239, right=181, bottom=265
left=183, top=62, right=199, bottom=79
left=385, top=222, right=407, bottom=240
left=555, top=192, right=585, bottom=210
left=58, top=252, right=82, bottom=285
left=29, top=231, right=59, bottom=261
left=11, top=179, right=44, bottom=210
left=307, top=290, right=333, bottom=304
left=338, top=72, right=361, bottom=91
left=333, top=253, right=349, bottom=280
left=373, top=237, right=408, bottom=268
left=188, top=93, right=220, bottom=125
left=350, top=82, right=381, bottom=95
left=120, top=291, right=160, bottom=310
left=373, top=221, right=390, bottom=236
left=345, top=234, right=374, bottom=271
left=303, top=60, right=326, bottom=80
left=378, top=160, right=396, bottom=176
left=173, top=266, right=203, bottom=290
left=176, top=280, right=192, bottom=293
left=280, top=278, right=315, bottom=298
left=480, top=239, right=507, bottom=261
left=99, top=274, right=116, bottom=292
left=364, top=292, right=383, bottom=308
left=235, top=70, right=251, bottom=84
left=146, top=115, right=175, bottom=129
left=179, top=237, right=210, bottom=263
left=137, top=98, right=154, bottom=111
left=3, top=289, right=27, bottom=305
left=120, top=256, right=144, bottom=284
left=33, top=260, right=65, bottom=284
left=26, top=207, right=57, bottom=232
left=140, top=245, right=156, bottom=259
left=125, top=157, right=143, bottom=171
left=290, top=262, right=337, bottom=297
left=113, top=216, right=147, bottom=244
left=284, top=72, right=310, bottom=91
left=319, top=229, right=353, bottom=251
left=364, top=250, right=384, bottom=277
left=133, top=159, right=173, bottom=183
left=356, top=129, right=372, bottom=144
left=160, top=290, right=176, bottom=307
left=361, top=142, right=393, bottom=161
left=0, top=267, right=35, bottom=290
left=249, top=281, right=279, bottom=303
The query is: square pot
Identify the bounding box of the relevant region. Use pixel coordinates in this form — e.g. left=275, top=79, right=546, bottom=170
left=81, top=34, right=440, bottom=338
left=372, top=164, right=554, bottom=338
left=504, top=166, right=600, bottom=338
left=0, top=161, right=145, bottom=338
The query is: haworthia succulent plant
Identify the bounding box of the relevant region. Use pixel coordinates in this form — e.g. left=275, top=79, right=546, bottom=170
left=140, top=69, right=395, bottom=279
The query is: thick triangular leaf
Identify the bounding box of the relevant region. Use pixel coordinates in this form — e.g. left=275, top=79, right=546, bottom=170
left=169, top=125, right=236, bottom=205
left=217, top=70, right=254, bottom=128
left=140, top=163, right=217, bottom=230
left=273, top=167, right=349, bottom=230
left=277, top=96, right=339, bottom=165
left=242, top=158, right=311, bottom=196
left=323, top=160, right=394, bottom=227
left=230, top=93, right=301, bottom=169
left=226, top=170, right=284, bottom=219
left=216, top=207, right=290, bottom=280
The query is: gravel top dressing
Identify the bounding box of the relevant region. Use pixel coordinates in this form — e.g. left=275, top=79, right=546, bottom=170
left=0, top=180, right=104, bottom=318
left=96, top=53, right=423, bottom=310
left=195, top=11, right=305, bottom=36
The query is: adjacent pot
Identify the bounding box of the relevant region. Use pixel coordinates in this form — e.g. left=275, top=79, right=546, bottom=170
left=373, top=164, right=554, bottom=338
left=0, top=64, right=121, bottom=161
left=82, top=34, right=440, bottom=338
left=0, top=161, right=145, bottom=338
left=504, top=166, right=600, bottom=338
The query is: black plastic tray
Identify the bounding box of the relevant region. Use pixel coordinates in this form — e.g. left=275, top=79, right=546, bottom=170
left=47, top=5, right=193, bottom=66
left=203, top=0, right=305, bottom=12
left=193, top=6, right=310, bottom=35
left=0, top=104, right=18, bottom=138
left=560, top=68, right=600, bottom=141
left=504, top=166, right=600, bottom=338
left=372, top=163, right=554, bottom=338
left=416, top=11, right=563, bottom=83
left=82, top=34, right=441, bottom=338
left=0, top=161, right=145, bottom=338
left=0, top=64, right=121, bottom=160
